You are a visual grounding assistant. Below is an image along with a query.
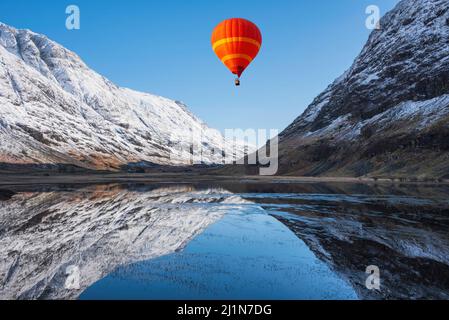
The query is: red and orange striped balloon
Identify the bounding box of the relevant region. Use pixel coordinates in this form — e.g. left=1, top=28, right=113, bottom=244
left=211, top=18, right=262, bottom=81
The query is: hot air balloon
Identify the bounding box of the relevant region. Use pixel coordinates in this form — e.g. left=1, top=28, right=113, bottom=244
left=211, top=18, right=262, bottom=86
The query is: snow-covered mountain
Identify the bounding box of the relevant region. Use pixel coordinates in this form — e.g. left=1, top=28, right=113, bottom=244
left=0, top=23, right=242, bottom=170
left=277, top=0, right=449, bottom=178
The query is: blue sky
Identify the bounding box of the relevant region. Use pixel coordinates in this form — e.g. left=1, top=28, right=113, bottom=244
left=0, top=0, right=399, bottom=133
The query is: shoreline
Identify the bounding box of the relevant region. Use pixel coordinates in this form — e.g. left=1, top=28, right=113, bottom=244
left=1, top=173, right=448, bottom=186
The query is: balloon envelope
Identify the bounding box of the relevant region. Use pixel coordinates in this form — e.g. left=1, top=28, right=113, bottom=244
left=211, top=18, right=262, bottom=78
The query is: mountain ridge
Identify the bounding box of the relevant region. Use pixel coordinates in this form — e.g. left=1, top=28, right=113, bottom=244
left=0, top=22, right=242, bottom=171
left=275, top=0, right=449, bottom=179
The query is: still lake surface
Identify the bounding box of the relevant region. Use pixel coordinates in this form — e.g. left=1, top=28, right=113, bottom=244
left=1, top=181, right=449, bottom=300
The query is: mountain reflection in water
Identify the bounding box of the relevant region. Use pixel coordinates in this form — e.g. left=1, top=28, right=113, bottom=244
left=0, top=185, right=235, bottom=299
left=1, top=182, right=449, bottom=300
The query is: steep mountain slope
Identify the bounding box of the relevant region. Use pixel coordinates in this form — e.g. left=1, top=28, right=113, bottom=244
left=278, top=0, right=449, bottom=179
left=0, top=23, right=241, bottom=170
